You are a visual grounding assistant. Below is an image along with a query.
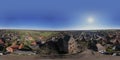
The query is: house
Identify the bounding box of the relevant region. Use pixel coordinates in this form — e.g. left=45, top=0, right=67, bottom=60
left=68, top=36, right=80, bottom=54
left=96, top=43, right=106, bottom=53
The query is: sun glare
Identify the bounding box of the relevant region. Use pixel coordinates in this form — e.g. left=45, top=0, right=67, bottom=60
left=87, top=17, right=94, bottom=24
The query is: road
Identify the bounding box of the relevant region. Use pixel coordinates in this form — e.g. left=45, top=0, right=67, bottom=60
left=0, top=54, right=120, bottom=60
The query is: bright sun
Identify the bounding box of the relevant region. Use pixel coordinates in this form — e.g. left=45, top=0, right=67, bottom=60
left=87, top=17, right=94, bottom=24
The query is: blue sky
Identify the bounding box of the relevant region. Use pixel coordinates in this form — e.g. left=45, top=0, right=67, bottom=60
left=0, top=0, right=120, bottom=30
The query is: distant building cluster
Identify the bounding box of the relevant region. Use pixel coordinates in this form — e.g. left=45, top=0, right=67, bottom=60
left=0, top=30, right=120, bottom=56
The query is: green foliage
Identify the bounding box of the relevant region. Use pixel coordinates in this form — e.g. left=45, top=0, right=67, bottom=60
left=106, top=47, right=113, bottom=53
left=36, top=45, right=58, bottom=55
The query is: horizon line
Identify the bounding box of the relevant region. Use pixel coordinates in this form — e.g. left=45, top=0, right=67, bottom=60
left=0, top=28, right=120, bottom=31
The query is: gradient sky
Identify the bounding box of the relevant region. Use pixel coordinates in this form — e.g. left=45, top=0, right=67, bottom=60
left=0, top=0, right=120, bottom=30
